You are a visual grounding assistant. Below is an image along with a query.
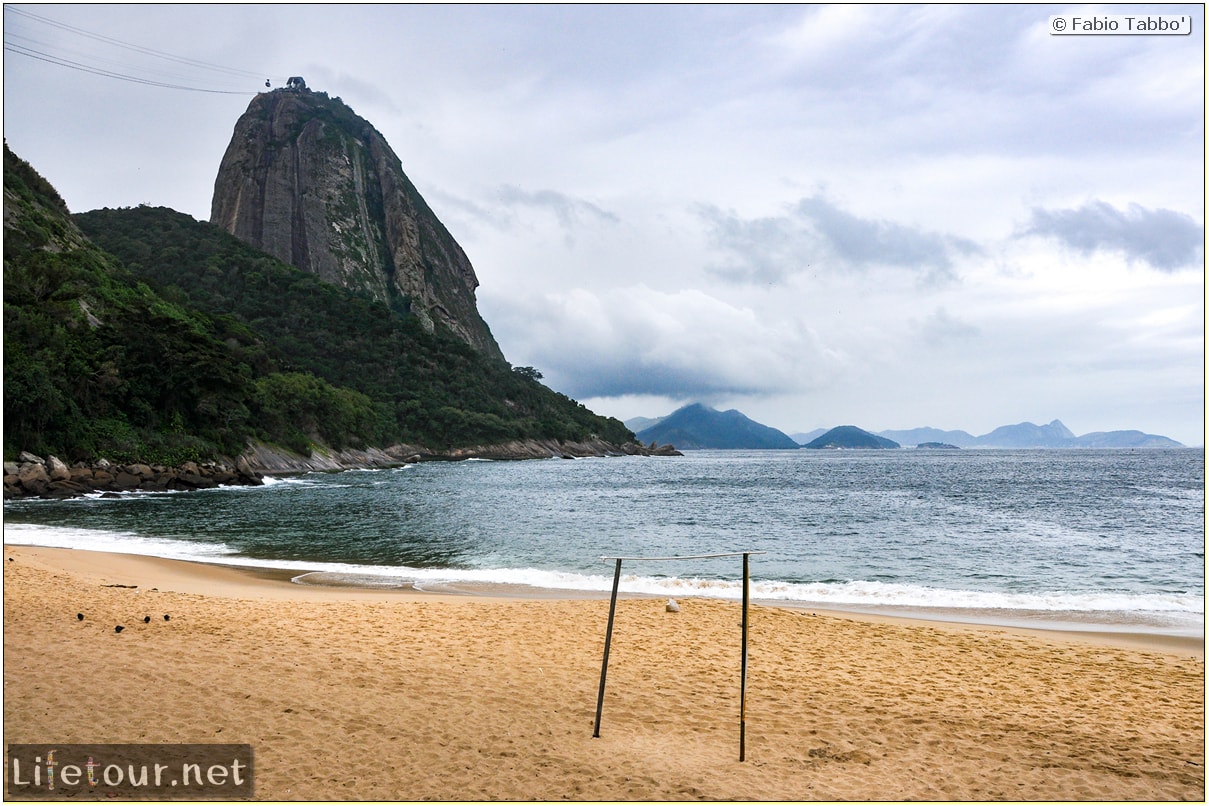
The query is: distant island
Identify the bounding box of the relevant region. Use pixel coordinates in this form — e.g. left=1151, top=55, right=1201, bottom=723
left=803, top=426, right=898, bottom=450
left=629, top=407, right=1185, bottom=451
left=632, top=404, right=799, bottom=450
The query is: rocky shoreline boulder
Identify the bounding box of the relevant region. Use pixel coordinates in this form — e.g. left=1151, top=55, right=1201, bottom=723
left=435, top=438, right=682, bottom=462
left=240, top=437, right=682, bottom=474
left=4, top=438, right=682, bottom=500
left=3, top=453, right=263, bottom=500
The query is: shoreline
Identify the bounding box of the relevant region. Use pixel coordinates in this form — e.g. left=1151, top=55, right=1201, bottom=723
left=6, top=544, right=1202, bottom=658
left=4, top=439, right=684, bottom=500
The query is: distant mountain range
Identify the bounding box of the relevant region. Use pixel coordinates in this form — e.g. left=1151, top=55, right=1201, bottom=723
left=876, top=420, right=1183, bottom=449
left=629, top=407, right=1185, bottom=450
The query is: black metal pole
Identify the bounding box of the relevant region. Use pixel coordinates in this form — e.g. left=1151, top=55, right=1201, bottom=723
left=593, top=558, right=623, bottom=738
left=740, top=552, right=750, bottom=761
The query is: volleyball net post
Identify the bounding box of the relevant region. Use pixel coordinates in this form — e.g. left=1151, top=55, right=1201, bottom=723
left=592, top=557, right=623, bottom=739
left=591, top=551, right=765, bottom=762
left=740, top=550, right=750, bottom=761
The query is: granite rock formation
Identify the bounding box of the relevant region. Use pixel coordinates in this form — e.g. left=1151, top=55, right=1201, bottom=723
left=210, top=85, right=502, bottom=359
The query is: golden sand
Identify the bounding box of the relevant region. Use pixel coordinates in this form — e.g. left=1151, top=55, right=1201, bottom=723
left=3, top=545, right=1204, bottom=800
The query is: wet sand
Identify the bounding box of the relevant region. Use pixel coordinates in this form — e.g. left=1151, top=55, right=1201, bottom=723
left=3, top=544, right=1204, bottom=800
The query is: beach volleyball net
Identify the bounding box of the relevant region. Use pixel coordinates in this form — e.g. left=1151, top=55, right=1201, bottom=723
left=592, top=551, right=765, bottom=761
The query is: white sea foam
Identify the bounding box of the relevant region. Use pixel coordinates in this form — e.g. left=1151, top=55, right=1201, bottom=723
left=3, top=522, right=237, bottom=561
left=6, top=524, right=1202, bottom=626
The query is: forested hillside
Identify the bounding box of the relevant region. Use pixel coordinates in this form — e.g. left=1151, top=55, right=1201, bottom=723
left=4, top=145, right=632, bottom=465
left=75, top=206, right=632, bottom=451
left=4, top=145, right=260, bottom=463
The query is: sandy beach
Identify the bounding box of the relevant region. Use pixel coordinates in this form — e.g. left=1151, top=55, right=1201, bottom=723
left=3, top=544, right=1203, bottom=801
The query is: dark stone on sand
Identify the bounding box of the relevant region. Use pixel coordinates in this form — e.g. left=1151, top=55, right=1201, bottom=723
left=114, top=625, right=124, bottom=633
left=143, top=616, right=151, bottom=623
left=77, top=613, right=84, bottom=620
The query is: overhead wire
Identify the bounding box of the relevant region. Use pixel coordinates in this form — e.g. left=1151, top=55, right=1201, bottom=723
left=6, top=6, right=272, bottom=80
left=3, top=5, right=287, bottom=94
left=4, top=42, right=265, bottom=95
left=4, top=27, right=245, bottom=89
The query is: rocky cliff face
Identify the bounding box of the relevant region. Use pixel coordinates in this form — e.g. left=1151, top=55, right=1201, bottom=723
left=210, top=87, right=503, bottom=360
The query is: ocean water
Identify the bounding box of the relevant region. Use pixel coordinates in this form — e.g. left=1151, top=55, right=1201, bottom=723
left=4, top=449, right=1204, bottom=637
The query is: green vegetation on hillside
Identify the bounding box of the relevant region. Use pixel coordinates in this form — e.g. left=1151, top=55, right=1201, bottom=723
left=4, top=144, right=255, bottom=463
left=73, top=204, right=631, bottom=451
left=4, top=145, right=632, bottom=463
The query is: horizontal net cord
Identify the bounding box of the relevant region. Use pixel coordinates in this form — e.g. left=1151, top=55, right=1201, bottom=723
left=599, top=552, right=766, bottom=562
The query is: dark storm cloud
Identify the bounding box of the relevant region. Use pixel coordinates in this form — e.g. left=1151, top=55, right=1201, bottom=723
left=1019, top=201, right=1204, bottom=271
left=483, top=287, right=834, bottom=403
left=548, top=355, right=768, bottom=401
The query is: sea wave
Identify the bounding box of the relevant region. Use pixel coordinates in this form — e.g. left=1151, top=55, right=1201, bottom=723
left=6, top=523, right=1202, bottom=622
left=3, top=522, right=238, bottom=560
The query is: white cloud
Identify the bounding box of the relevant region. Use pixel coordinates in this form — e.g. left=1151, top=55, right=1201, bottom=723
left=487, top=285, right=842, bottom=401
left=912, top=307, right=981, bottom=348
left=770, top=4, right=881, bottom=63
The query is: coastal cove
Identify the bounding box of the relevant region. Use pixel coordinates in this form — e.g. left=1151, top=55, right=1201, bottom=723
left=5, top=448, right=1203, bottom=642
left=4, top=447, right=1204, bottom=799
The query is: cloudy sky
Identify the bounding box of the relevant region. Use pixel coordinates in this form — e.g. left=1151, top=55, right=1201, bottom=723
left=4, top=4, right=1204, bottom=445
